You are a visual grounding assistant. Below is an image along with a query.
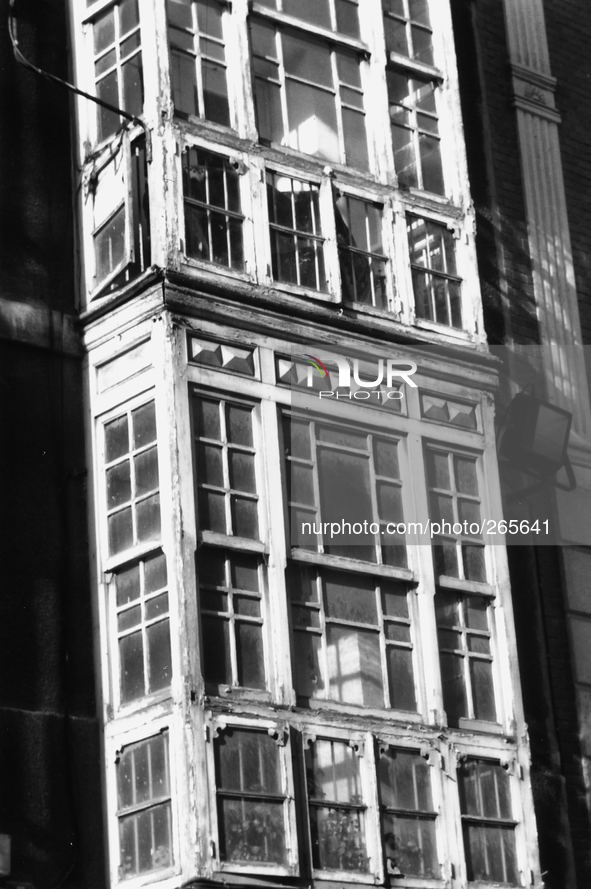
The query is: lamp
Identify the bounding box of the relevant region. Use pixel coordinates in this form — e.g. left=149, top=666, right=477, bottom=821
left=498, top=391, right=576, bottom=498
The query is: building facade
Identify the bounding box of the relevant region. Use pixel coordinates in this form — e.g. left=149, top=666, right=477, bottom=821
left=1, top=1, right=590, bottom=888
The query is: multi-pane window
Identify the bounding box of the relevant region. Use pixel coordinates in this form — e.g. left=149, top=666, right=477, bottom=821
left=288, top=566, right=416, bottom=711
left=425, top=447, right=485, bottom=582
left=283, top=414, right=406, bottom=566
left=214, top=728, right=288, bottom=865
left=91, top=0, right=143, bottom=143
left=305, top=738, right=368, bottom=874
left=117, top=733, right=173, bottom=879
left=104, top=401, right=160, bottom=556
left=266, top=173, right=326, bottom=291
left=335, top=194, right=388, bottom=310
left=458, top=759, right=518, bottom=884
left=114, top=552, right=172, bottom=704
left=182, top=148, right=245, bottom=270
left=198, top=547, right=266, bottom=690
left=383, top=1, right=444, bottom=194
left=250, top=11, right=369, bottom=169
left=193, top=394, right=259, bottom=540
left=383, top=0, right=434, bottom=64
left=378, top=747, right=439, bottom=878
left=408, top=216, right=462, bottom=327
left=435, top=592, right=496, bottom=723
left=167, top=0, right=230, bottom=126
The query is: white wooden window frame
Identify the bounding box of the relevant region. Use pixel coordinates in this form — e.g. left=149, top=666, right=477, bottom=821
left=104, top=719, right=181, bottom=888
left=177, top=134, right=258, bottom=282
left=301, top=728, right=379, bottom=884
left=449, top=744, right=532, bottom=889
left=206, top=715, right=299, bottom=876
left=192, top=386, right=276, bottom=702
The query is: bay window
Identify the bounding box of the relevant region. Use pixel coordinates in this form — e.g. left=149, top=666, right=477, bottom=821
left=116, top=732, right=173, bottom=879
left=250, top=3, right=369, bottom=169
left=458, top=759, right=519, bottom=884
left=377, top=746, right=439, bottom=878
left=167, top=0, right=231, bottom=125
left=305, top=737, right=369, bottom=874
left=214, top=727, right=289, bottom=866
left=91, top=0, right=144, bottom=143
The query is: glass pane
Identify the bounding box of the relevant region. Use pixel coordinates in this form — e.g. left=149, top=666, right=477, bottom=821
left=463, top=544, right=486, bottom=582
left=420, top=134, right=444, bottom=194
left=199, top=489, right=227, bottom=533
left=172, top=51, right=199, bottom=115
left=145, top=552, right=167, bottom=592
left=383, top=586, right=409, bottom=618
left=384, top=17, right=408, bottom=56
left=219, top=798, right=286, bottom=864
left=136, top=493, right=161, bottom=542
left=120, top=631, right=144, bottom=701
left=234, top=595, right=260, bottom=617
left=120, top=805, right=172, bottom=875
left=387, top=646, right=416, bottom=710
left=202, top=615, right=231, bottom=683
left=199, top=444, right=224, bottom=487
left=378, top=483, right=403, bottom=523
left=412, top=25, right=433, bottom=64
left=336, top=0, right=360, bottom=37
left=135, top=447, right=159, bottom=496
left=455, top=456, right=478, bottom=495
left=168, top=0, right=193, bottom=30
left=327, top=625, right=384, bottom=707
left=434, top=539, right=458, bottom=577
left=324, top=572, right=377, bottom=623
left=283, top=0, right=331, bottom=29
left=232, top=496, right=259, bottom=539
left=231, top=554, right=259, bottom=591
left=122, top=52, right=143, bottom=118
left=228, top=217, right=244, bottom=270
left=132, top=402, right=157, bottom=448
left=229, top=451, right=256, bottom=493
left=185, top=204, right=209, bottom=259
left=198, top=547, right=226, bottom=586
left=94, top=8, right=115, bottom=55
left=426, top=450, right=450, bottom=489
left=471, top=659, right=496, bottom=722
left=291, top=463, right=315, bottom=506
left=107, top=461, right=131, bottom=508
left=465, top=597, right=488, bottom=631
left=95, top=203, right=125, bottom=277
left=95, top=48, right=116, bottom=77
left=287, top=565, right=318, bottom=603
left=218, top=729, right=281, bottom=793
left=197, top=0, right=224, bottom=38
left=117, top=563, right=140, bottom=606
left=118, top=605, right=141, bottom=632
left=382, top=813, right=438, bottom=878
left=203, top=60, right=230, bottom=125
left=435, top=591, right=458, bottom=627
left=463, top=822, right=518, bottom=884
left=439, top=651, right=467, bottom=719
left=310, top=806, right=368, bottom=872
left=286, top=80, right=340, bottom=163
left=307, top=738, right=362, bottom=802
left=293, top=630, right=324, bottom=697
left=236, top=622, right=265, bottom=689
left=318, top=449, right=373, bottom=543
left=120, top=0, right=140, bottom=36
left=195, top=397, right=221, bottom=440
left=109, top=507, right=133, bottom=554
left=378, top=749, right=433, bottom=811
left=458, top=498, right=481, bottom=527
left=342, top=107, right=369, bottom=170
left=105, top=415, right=129, bottom=462
left=210, top=210, right=229, bottom=266
left=226, top=404, right=253, bottom=446
left=145, top=593, right=169, bottom=620
left=147, top=619, right=172, bottom=692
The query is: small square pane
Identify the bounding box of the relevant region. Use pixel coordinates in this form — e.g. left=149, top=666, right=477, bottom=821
left=105, top=415, right=129, bottom=462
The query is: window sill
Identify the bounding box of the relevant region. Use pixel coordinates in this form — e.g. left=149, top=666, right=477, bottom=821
left=198, top=531, right=268, bottom=554
left=180, top=257, right=256, bottom=286
left=290, top=548, right=415, bottom=582
left=268, top=279, right=336, bottom=305
left=437, top=576, right=495, bottom=597
left=297, top=698, right=424, bottom=725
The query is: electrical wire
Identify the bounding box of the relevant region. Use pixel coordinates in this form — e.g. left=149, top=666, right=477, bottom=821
left=7, top=0, right=152, bottom=161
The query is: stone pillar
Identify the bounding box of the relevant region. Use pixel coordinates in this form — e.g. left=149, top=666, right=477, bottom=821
left=503, top=0, right=591, bottom=453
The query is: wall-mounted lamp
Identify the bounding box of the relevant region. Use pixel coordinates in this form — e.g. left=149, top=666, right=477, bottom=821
left=498, top=392, right=576, bottom=499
